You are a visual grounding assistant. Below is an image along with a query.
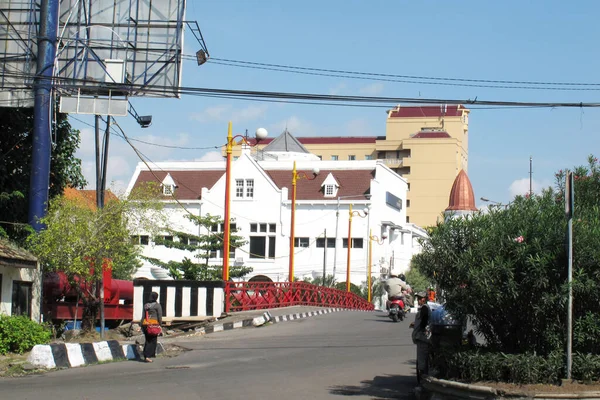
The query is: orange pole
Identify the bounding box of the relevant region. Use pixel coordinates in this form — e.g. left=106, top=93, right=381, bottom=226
left=368, top=229, right=372, bottom=303
left=346, top=204, right=353, bottom=292
left=289, top=161, right=298, bottom=282
left=222, top=122, right=233, bottom=281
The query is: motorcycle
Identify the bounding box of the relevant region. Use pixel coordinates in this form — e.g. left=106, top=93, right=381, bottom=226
left=387, top=296, right=406, bottom=322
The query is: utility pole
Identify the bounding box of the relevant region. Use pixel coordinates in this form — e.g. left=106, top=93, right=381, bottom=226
left=565, top=172, right=574, bottom=379
left=529, top=156, right=533, bottom=196
left=29, top=0, right=60, bottom=231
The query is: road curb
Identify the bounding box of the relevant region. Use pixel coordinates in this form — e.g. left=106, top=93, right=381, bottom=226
left=27, top=340, right=142, bottom=369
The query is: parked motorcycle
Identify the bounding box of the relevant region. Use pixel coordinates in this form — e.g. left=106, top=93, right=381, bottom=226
left=388, top=297, right=406, bottom=322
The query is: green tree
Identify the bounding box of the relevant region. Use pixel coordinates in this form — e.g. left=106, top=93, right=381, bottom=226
left=27, top=185, right=164, bottom=330
left=0, top=108, right=86, bottom=243
left=412, top=155, right=600, bottom=356
left=144, top=214, right=252, bottom=281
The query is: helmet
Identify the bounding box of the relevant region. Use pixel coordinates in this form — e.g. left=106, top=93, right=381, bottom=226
left=399, top=274, right=406, bottom=282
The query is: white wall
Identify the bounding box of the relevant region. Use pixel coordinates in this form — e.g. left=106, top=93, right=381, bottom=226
left=0, top=264, right=41, bottom=322
left=128, top=156, right=426, bottom=289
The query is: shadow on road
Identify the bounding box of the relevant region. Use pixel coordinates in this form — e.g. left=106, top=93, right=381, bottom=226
left=329, top=374, right=416, bottom=399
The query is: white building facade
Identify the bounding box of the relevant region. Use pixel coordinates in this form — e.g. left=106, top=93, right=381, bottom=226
left=126, top=144, right=427, bottom=287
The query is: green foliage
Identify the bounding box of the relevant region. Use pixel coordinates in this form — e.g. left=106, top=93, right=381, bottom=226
left=27, top=185, right=165, bottom=329
left=413, top=156, right=600, bottom=357
left=434, top=348, right=600, bottom=384
left=335, top=281, right=362, bottom=297
left=0, top=108, right=86, bottom=244
left=0, top=315, right=52, bottom=355
left=146, top=214, right=251, bottom=281
left=304, top=274, right=337, bottom=287
left=405, top=265, right=432, bottom=293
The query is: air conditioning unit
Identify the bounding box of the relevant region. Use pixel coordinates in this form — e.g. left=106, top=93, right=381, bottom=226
left=380, top=267, right=388, bottom=274
left=234, top=258, right=244, bottom=266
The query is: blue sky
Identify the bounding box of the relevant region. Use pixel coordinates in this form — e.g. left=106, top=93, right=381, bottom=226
left=72, top=0, right=600, bottom=209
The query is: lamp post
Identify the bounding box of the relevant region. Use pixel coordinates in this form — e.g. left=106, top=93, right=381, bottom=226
left=346, top=204, right=368, bottom=292
left=480, top=197, right=510, bottom=210
left=223, top=122, right=268, bottom=281
left=368, top=229, right=387, bottom=303
left=333, top=194, right=371, bottom=282
left=289, top=161, right=320, bottom=282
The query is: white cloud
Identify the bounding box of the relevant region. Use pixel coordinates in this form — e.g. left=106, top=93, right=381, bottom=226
left=359, top=83, right=385, bottom=96
left=344, top=118, right=376, bottom=136
left=195, top=151, right=224, bottom=161
left=328, top=83, right=347, bottom=95
left=268, top=116, right=317, bottom=136
left=190, top=104, right=268, bottom=123
left=508, top=178, right=551, bottom=198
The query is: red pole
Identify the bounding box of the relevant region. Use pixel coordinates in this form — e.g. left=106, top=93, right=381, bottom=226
left=223, top=122, right=233, bottom=281
left=289, top=161, right=297, bottom=282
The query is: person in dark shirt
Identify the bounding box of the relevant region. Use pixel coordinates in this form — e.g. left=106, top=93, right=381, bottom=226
left=410, top=292, right=430, bottom=383
left=141, top=292, right=163, bottom=363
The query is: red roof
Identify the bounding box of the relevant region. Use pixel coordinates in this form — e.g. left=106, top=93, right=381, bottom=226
left=446, top=170, right=477, bottom=212
left=412, top=131, right=451, bottom=139
left=132, top=170, right=223, bottom=200
left=130, top=168, right=373, bottom=201
left=389, top=105, right=467, bottom=118
left=247, top=136, right=377, bottom=146
left=266, top=169, right=373, bottom=201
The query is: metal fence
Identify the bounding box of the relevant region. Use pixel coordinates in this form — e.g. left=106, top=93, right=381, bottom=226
left=225, top=281, right=374, bottom=312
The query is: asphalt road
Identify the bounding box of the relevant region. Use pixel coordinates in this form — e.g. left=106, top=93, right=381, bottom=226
left=1, top=310, right=418, bottom=400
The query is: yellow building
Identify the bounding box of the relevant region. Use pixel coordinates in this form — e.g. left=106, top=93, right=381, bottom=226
left=226, top=104, right=470, bottom=227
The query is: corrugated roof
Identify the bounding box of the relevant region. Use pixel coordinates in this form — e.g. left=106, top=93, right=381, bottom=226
left=389, top=105, right=467, bottom=118
left=0, top=238, right=37, bottom=268
left=131, top=170, right=223, bottom=200
left=266, top=169, right=373, bottom=200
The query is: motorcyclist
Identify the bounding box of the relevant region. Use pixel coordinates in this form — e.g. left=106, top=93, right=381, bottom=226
left=384, top=274, right=411, bottom=310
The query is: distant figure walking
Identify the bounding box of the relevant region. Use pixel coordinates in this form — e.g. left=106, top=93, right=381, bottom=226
left=141, top=292, right=163, bottom=363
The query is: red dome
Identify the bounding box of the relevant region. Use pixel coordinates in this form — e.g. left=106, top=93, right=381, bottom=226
left=446, top=170, right=477, bottom=211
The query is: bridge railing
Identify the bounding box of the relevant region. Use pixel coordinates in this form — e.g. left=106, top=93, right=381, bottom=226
left=225, top=281, right=374, bottom=312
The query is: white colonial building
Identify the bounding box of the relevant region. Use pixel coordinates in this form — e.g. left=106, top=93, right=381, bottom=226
left=125, top=130, right=427, bottom=286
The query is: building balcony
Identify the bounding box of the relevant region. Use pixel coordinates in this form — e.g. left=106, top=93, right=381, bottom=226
left=381, top=158, right=403, bottom=168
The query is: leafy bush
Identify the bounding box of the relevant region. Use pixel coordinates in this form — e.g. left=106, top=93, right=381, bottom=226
left=405, top=265, right=431, bottom=293
left=434, top=349, right=566, bottom=384
left=0, top=315, right=52, bottom=354
left=413, top=155, right=600, bottom=356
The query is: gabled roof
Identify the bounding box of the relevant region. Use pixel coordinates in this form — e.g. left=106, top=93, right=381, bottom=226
left=131, top=170, right=223, bottom=200
left=412, top=131, right=451, bottom=139
left=266, top=169, right=373, bottom=201
left=389, top=105, right=468, bottom=118
left=263, top=130, right=311, bottom=153
left=446, top=170, right=477, bottom=211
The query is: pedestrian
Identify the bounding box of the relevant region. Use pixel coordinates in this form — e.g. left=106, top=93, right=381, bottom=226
left=141, top=291, right=163, bottom=363
left=409, top=291, right=431, bottom=383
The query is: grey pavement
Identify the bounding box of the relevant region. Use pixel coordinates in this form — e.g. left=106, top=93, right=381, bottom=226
left=2, top=309, right=419, bottom=400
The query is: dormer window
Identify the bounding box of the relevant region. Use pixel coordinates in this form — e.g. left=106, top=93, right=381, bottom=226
left=325, top=184, right=335, bottom=196
left=161, top=173, right=177, bottom=196
left=321, top=173, right=339, bottom=198
left=163, top=184, right=175, bottom=196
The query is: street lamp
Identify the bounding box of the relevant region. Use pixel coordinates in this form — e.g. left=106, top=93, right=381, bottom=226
left=289, top=161, right=320, bottom=282
left=368, top=229, right=388, bottom=303
left=223, top=121, right=268, bottom=281
left=333, top=194, right=371, bottom=281
left=346, top=205, right=368, bottom=292
left=480, top=197, right=509, bottom=209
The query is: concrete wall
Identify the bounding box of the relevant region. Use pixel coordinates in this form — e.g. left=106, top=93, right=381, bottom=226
left=0, top=263, right=41, bottom=322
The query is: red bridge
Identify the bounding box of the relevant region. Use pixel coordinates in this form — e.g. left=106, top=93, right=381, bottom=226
left=225, top=281, right=374, bottom=313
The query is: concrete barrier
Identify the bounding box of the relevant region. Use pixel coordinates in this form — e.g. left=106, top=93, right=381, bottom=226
left=27, top=340, right=143, bottom=369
